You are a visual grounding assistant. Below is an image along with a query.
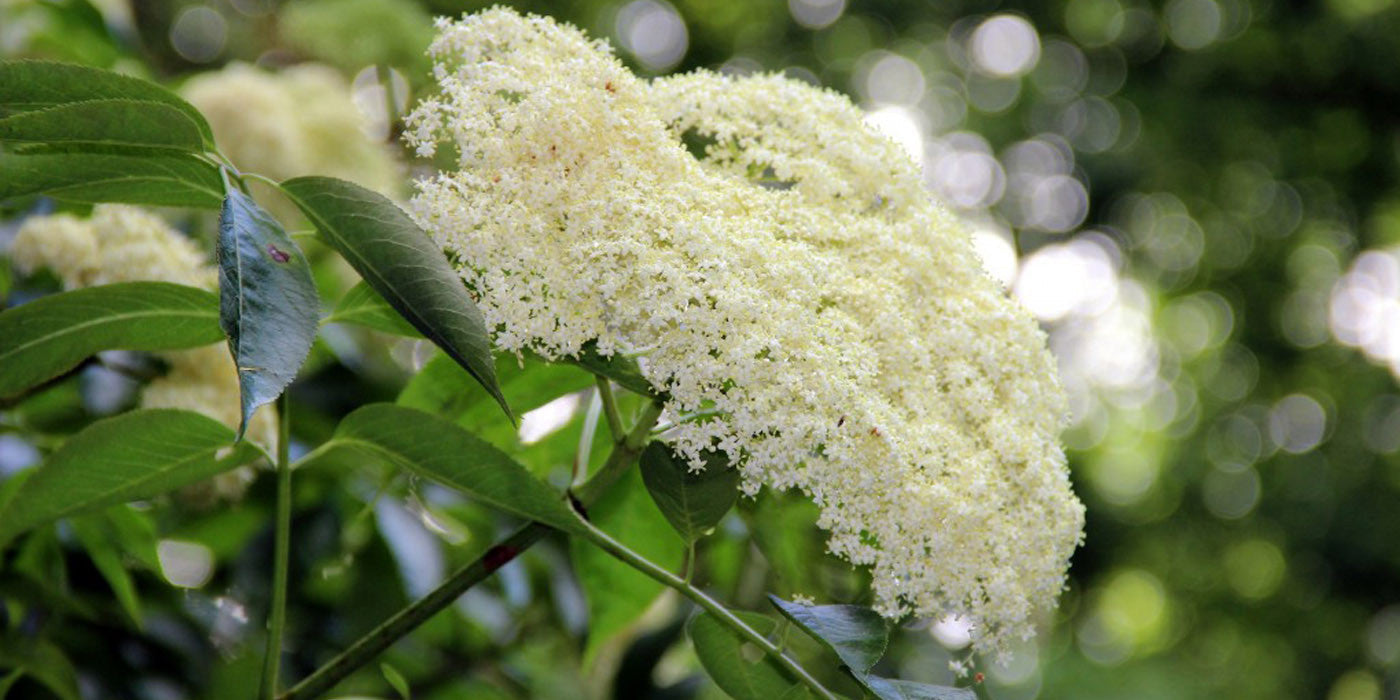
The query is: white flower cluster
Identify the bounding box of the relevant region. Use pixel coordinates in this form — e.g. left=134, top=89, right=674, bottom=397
left=10, top=206, right=272, bottom=502
left=181, top=62, right=402, bottom=220
left=407, top=8, right=1084, bottom=654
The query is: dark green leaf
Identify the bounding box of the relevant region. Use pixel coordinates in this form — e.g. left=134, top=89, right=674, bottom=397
left=0, top=99, right=205, bottom=152
left=0, top=152, right=224, bottom=208
left=687, top=611, right=806, bottom=700
left=863, top=677, right=975, bottom=700
left=0, top=409, right=264, bottom=545
left=71, top=514, right=143, bottom=626
left=95, top=504, right=161, bottom=571
left=279, top=176, right=508, bottom=419
left=0, top=257, right=11, bottom=302
left=570, top=468, right=684, bottom=664
left=0, top=59, right=214, bottom=145
left=570, top=341, right=658, bottom=398
left=320, top=404, right=579, bottom=533
left=0, top=282, right=223, bottom=398
left=217, top=188, right=319, bottom=440
left=768, top=595, right=889, bottom=676
left=326, top=280, right=421, bottom=337
left=0, top=670, right=19, bottom=696
left=0, top=640, right=80, bottom=700
left=639, top=441, right=739, bottom=544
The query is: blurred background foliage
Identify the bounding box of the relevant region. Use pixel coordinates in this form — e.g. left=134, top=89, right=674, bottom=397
left=2, top=0, right=1399, bottom=698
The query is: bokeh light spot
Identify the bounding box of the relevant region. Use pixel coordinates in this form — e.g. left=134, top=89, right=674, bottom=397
left=1223, top=538, right=1286, bottom=600
left=158, top=539, right=214, bottom=588
left=969, top=14, right=1041, bottom=77
left=616, top=0, right=688, bottom=72
left=169, top=5, right=227, bottom=63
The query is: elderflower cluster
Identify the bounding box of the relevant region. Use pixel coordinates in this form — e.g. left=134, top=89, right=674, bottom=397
left=407, top=9, right=1084, bottom=655
left=9, top=205, right=272, bottom=502
left=181, top=62, right=402, bottom=204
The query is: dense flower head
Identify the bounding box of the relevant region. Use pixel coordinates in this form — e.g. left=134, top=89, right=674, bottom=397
left=10, top=205, right=271, bottom=501
left=407, top=8, right=1084, bottom=654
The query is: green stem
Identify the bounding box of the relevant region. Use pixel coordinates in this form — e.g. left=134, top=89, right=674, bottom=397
left=278, top=400, right=665, bottom=700
left=261, top=393, right=293, bottom=699
left=595, top=376, right=625, bottom=442
left=568, top=506, right=839, bottom=700
left=573, top=389, right=602, bottom=487
left=683, top=542, right=697, bottom=585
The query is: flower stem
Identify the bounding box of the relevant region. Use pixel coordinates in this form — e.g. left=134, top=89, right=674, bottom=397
left=568, top=505, right=840, bottom=700
left=595, top=376, right=626, bottom=442
left=278, top=399, right=664, bottom=700
left=260, top=392, right=293, bottom=699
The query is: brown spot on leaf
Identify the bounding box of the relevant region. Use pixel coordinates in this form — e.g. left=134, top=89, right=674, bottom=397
left=483, top=544, right=520, bottom=573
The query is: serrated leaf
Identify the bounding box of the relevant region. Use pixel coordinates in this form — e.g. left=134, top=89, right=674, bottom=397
left=0, top=59, right=214, bottom=145
left=0, top=639, right=80, bottom=700
left=279, top=176, right=508, bottom=419
left=863, top=677, right=975, bottom=700
left=687, top=611, right=806, bottom=700
left=0, top=152, right=224, bottom=208
left=768, top=595, right=889, bottom=676
left=326, top=280, right=420, bottom=337
left=570, top=341, right=658, bottom=398
left=320, top=404, right=580, bottom=533
left=0, top=409, right=265, bottom=545
left=0, top=282, right=223, bottom=398
left=570, top=468, right=684, bottom=665
left=0, top=99, right=206, bottom=152
left=217, top=188, right=319, bottom=440
left=639, top=441, right=739, bottom=544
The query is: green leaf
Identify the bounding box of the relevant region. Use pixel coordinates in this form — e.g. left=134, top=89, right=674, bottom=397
left=0, top=670, right=20, bottom=696
left=740, top=490, right=825, bottom=597
left=0, top=152, right=224, bottom=208
left=0, top=409, right=264, bottom=546
left=768, top=595, right=889, bottom=676
left=278, top=176, right=508, bottom=419
left=639, top=441, right=739, bottom=544
left=320, top=404, right=579, bottom=533
left=0, top=257, right=12, bottom=302
left=570, top=341, right=658, bottom=398
left=863, top=677, right=975, bottom=700
left=570, top=468, right=684, bottom=664
left=71, top=514, right=143, bottom=626
left=399, top=353, right=591, bottom=432
left=326, top=280, right=421, bottom=337
left=0, top=639, right=80, bottom=700
left=0, top=282, right=223, bottom=398
left=0, top=59, right=215, bottom=145
left=217, top=188, right=319, bottom=440
left=687, top=611, right=807, bottom=700
left=381, top=662, right=411, bottom=700
left=0, top=99, right=206, bottom=152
